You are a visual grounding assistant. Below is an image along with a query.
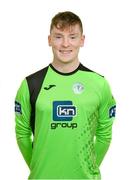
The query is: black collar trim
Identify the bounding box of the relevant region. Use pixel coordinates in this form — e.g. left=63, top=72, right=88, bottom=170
left=49, top=63, right=81, bottom=76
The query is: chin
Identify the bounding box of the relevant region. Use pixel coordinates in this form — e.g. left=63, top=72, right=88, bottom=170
left=60, top=59, right=73, bottom=64
left=58, top=57, right=73, bottom=63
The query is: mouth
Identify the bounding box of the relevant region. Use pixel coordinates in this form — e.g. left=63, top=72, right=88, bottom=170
left=59, top=50, right=72, bottom=54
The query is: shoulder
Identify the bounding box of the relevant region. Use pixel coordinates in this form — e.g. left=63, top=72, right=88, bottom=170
left=25, top=65, right=49, bottom=95
left=26, top=65, right=49, bottom=82
left=79, top=63, right=105, bottom=83
left=79, top=64, right=114, bottom=101
left=78, top=63, right=113, bottom=93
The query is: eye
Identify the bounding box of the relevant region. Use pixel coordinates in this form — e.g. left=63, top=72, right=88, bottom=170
left=55, top=36, right=62, bottom=39
left=70, top=36, right=77, bottom=39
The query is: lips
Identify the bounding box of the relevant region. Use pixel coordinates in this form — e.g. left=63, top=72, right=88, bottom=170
left=59, top=50, right=72, bottom=54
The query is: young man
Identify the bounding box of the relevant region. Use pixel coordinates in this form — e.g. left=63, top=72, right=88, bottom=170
left=15, top=11, right=116, bottom=179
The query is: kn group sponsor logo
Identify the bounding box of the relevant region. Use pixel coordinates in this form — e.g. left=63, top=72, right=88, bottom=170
left=51, top=101, right=77, bottom=129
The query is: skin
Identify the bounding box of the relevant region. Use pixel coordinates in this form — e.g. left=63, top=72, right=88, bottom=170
left=48, top=24, right=85, bottom=73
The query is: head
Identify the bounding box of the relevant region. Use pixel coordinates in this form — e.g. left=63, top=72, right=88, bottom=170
left=48, top=11, right=85, bottom=64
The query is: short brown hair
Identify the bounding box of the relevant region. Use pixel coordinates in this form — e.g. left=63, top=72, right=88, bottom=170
left=50, top=11, right=83, bottom=33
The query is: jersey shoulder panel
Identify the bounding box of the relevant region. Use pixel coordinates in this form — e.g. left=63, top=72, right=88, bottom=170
left=26, top=65, right=49, bottom=101
left=78, top=63, right=114, bottom=100
left=26, top=65, right=49, bottom=87
left=79, top=63, right=106, bottom=89
left=26, top=65, right=49, bottom=134
left=79, top=63, right=104, bottom=78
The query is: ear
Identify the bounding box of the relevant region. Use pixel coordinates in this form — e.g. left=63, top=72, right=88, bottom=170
left=48, top=35, right=52, bottom=46
left=80, top=35, right=85, bottom=47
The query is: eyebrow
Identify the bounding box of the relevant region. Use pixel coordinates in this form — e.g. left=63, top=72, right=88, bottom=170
left=53, top=33, right=63, bottom=36
left=69, top=33, right=78, bottom=36
left=53, top=33, right=79, bottom=36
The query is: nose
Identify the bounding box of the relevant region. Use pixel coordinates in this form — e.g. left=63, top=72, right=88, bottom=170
left=62, top=37, right=70, bottom=47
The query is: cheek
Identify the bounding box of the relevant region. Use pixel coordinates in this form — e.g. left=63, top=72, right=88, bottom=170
left=71, top=44, right=81, bottom=49
left=70, top=40, right=83, bottom=48
left=51, top=41, right=61, bottom=49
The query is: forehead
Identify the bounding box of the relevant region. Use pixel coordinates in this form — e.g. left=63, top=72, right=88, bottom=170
left=51, top=24, right=82, bottom=34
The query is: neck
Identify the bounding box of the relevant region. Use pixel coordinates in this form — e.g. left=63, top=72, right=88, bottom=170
left=51, top=59, right=80, bottom=73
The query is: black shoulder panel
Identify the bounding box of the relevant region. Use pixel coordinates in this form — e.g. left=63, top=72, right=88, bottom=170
left=79, top=63, right=94, bottom=72
left=26, top=66, right=49, bottom=135
left=79, top=63, right=104, bottom=77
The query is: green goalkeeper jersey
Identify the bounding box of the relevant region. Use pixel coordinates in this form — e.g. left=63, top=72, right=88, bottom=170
left=15, top=62, right=116, bottom=179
